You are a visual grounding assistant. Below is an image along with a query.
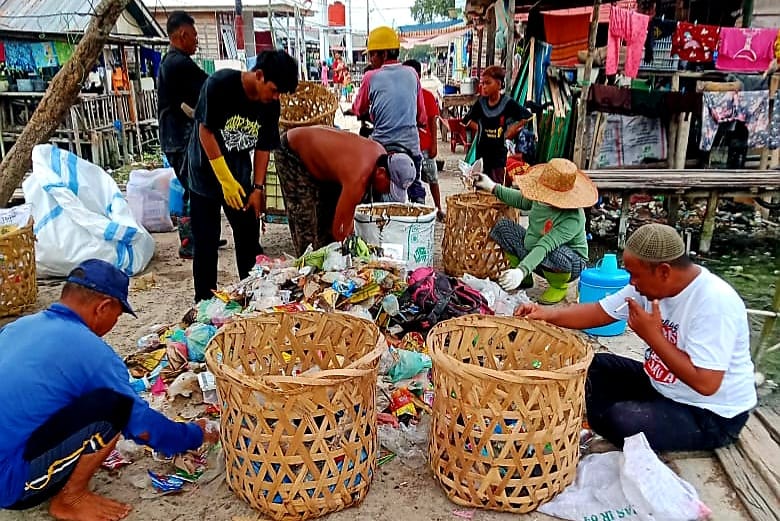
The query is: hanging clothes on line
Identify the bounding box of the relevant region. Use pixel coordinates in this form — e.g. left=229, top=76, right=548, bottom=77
left=700, top=90, right=770, bottom=151
left=716, top=27, right=777, bottom=72
left=588, top=84, right=632, bottom=115
left=644, top=17, right=678, bottom=62
left=606, top=5, right=650, bottom=78
left=672, top=22, right=720, bottom=63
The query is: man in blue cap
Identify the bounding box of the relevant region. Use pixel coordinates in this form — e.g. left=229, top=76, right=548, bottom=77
left=0, top=259, right=219, bottom=521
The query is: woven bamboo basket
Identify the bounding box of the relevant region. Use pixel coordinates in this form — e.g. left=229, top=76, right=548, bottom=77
left=205, top=312, right=383, bottom=521
left=0, top=220, right=37, bottom=318
left=427, top=315, right=593, bottom=513
left=442, top=192, right=520, bottom=280
left=279, top=82, right=339, bottom=132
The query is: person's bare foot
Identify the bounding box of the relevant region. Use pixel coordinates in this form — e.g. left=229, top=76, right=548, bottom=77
left=49, top=490, right=131, bottom=521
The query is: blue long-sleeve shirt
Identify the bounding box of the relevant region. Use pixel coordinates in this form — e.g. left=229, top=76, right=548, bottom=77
left=0, top=303, right=203, bottom=507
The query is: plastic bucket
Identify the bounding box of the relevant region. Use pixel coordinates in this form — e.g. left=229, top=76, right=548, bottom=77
left=353, top=203, right=436, bottom=268
left=169, top=176, right=185, bottom=216
left=578, top=253, right=631, bottom=336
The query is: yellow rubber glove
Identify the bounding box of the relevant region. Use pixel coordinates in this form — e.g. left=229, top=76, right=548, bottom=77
left=209, top=156, right=245, bottom=210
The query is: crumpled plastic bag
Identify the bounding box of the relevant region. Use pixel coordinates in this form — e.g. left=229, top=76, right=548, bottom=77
left=387, top=348, right=432, bottom=383
left=461, top=273, right=531, bottom=315
left=378, top=414, right=431, bottom=468
left=458, top=158, right=484, bottom=190
left=196, top=298, right=242, bottom=326
left=185, top=323, right=217, bottom=362
left=538, top=432, right=711, bottom=521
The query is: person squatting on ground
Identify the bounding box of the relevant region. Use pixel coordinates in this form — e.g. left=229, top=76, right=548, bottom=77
left=403, top=59, right=445, bottom=221
left=274, top=126, right=417, bottom=257
left=157, top=10, right=208, bottom=258
left=464, top=65, right=532, bottom=186
left=0, top=259, right=219, bottom=521
left=186, top=50, right=298, bottom=302
left=352, top=26, right=427, bottom=204
left=515, top=223, right=757, bottom=451
left=474, top=158, right=597, bottom=304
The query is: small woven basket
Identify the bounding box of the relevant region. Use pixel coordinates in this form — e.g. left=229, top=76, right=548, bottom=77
left=442, top=192, right=519, bottom=280
left=279, top=82, right=339, bottom=132
left=205, top=312, right=383, bottom=521
left=427, top=315, right=593, bottom=513
left=0, top=220, right=37, bottom=317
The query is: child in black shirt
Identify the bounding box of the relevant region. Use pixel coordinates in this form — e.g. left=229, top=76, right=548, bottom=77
left=463, top=65, right=531, bottom=185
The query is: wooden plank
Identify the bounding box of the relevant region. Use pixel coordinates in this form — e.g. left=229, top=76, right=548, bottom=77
left=755, top=406, right=780, bottom=444
left=699, top=190, right=720, bottom=254
left=759, top=75, right=779, bottom=170
left=674, top=112, right=692, bottom=169
left=617, top=192, right=631, bottom=250
left=716, top=444, right=780, bottom=521
left=738, top=415, right=780, bottom=499
left=573, top=0, right=601, bottom=168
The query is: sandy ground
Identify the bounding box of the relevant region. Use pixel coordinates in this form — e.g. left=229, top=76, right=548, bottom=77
left=0, top=111, right=750, bottom=521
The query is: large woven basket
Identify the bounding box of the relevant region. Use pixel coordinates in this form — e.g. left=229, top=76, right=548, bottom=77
left=205, top=312, right=383, bottom=520
left=442, top=192, right=520, bottom=280
left=279, top=82, right=339, bottom=131
left=427, top=315, right=593, bottom=513
left=0, top=220, right=37, bottom=317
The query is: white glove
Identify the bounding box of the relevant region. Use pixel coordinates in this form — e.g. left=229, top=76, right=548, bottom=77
left=498, top=267, right=527, bottom=291
left=473, top=174, right=496, bottom=193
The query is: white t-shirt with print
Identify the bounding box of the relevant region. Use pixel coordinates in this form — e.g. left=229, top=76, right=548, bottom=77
left=599, top=267, right=756, bottom=418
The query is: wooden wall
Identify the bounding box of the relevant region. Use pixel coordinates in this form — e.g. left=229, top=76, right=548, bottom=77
left=153, top=11, right=222, bottom=61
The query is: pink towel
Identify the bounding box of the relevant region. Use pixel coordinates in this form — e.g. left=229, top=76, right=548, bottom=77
left=716, top=27, right=776, bottom=72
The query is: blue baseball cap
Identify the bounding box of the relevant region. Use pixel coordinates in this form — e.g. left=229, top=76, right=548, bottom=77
left=67, top=259, right=137, bottom=317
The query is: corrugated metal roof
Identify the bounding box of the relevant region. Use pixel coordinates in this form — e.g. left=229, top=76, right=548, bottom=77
left=0, top=0, right=165, bottom=37
left=145, top=0, right=314, bottom=16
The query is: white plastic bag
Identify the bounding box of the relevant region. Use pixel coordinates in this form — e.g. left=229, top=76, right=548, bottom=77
left=538, top=432, right=711, bottom=521
left=460, top=273, right=530, bottom=315
left=23, top=144, right=155, bottom=277
left=126, top=168, right=175, bottom=232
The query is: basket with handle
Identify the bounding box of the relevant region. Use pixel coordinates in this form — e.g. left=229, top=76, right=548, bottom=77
left=279, top=81, right=339, bottom=132
left=427, top=315, right=593, bottom=513
left=205, top=312, right=383, bottom=520
left=442, top=191, right=520, bottom=280
left=0, top=219, right=37, bottom=317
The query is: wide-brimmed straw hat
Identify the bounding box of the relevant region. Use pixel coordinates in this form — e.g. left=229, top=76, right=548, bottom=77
left=515, top=158, right=598, bottom=209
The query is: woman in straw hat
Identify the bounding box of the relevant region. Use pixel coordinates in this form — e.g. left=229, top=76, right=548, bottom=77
left=473, top=157, right=598, bottom=304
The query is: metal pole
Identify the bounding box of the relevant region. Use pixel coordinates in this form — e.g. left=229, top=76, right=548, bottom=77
left=235, top=0, right=246, bottom=65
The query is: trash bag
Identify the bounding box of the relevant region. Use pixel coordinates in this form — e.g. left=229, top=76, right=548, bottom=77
left=538, top=432, right=711, bottom=521
left=23, top=144, right=154, bottom=277
left=186, top=323, right=217, bottom=363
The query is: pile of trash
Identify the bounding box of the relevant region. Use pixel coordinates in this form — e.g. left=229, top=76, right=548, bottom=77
left=119, top=237, right=532, bottom=485
left=589, top=195, right=780, bottom=242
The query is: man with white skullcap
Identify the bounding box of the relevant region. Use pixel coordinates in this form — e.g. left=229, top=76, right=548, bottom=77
left=515, top=223, right=757, bottom=451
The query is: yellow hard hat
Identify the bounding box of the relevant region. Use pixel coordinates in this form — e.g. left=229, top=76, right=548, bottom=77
left=366, top=26, right=400, bottom=52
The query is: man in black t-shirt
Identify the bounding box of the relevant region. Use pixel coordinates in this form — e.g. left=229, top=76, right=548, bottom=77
left=157, top=11, right=208, bottom=258
left=186, top=50, right=298, bottom=302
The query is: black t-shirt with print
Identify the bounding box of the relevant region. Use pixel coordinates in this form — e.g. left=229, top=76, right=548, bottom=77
left=187, top=69, right=281, bottom=200
left=463, top=95, right=531, bottom=171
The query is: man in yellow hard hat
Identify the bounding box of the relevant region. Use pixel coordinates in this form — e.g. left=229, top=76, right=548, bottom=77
left=352, top=26, right=427, bottom=204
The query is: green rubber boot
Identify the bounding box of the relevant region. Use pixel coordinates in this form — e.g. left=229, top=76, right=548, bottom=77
left=540, top=271, right=571, bottom=305
left=506, top=253, right=533, bottom=288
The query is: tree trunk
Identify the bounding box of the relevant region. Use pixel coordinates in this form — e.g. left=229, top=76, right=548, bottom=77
left=0, top=0, right=130, bottom=207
